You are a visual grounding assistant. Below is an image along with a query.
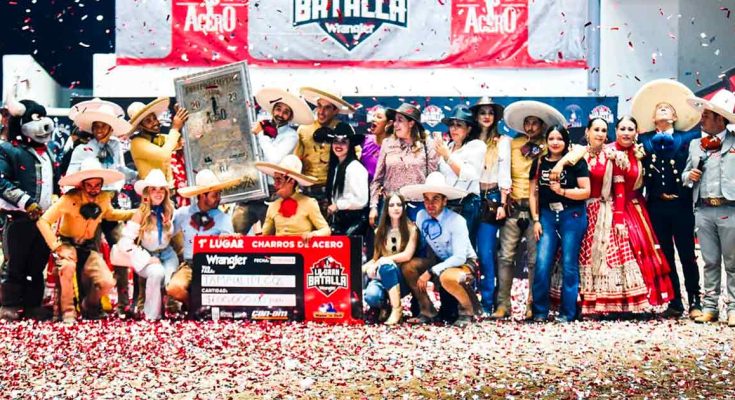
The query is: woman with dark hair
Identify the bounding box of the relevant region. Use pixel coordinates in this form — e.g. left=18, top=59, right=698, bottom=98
left=369, top=103, right=439, bottom=224
left=606, top=115, right=674, bottom=308
left=362, top=193, right=419, bottom=325
left=315, top=122, right=369, bottom=236
left=435, top=105, right=487, bottom=247
left=529, top=125, right=590, bottom=322
left=471, top=97, right=510, bottom=314
left=550, top=117, right=650, bottom=315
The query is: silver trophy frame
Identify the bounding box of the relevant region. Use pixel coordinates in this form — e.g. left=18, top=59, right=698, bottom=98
left=174, top=61, right=268, bottom=203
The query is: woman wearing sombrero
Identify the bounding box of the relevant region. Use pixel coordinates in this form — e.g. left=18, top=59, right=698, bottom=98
left=256, top=155, right=331, bottom=240
left=314, top=122, right=369, bottom=237
left=113, top=169, right=178, bottom=320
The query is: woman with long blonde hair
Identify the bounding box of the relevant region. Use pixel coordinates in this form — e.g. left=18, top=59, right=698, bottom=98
left=114, top=169, right=178, bottom=320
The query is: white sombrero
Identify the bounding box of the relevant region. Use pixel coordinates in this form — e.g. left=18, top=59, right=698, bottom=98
left=299, top=87, right=356, bottom=115
left=70, top=98, right=132, bottom=137
left=255, top=154, right=318, bottom=187
left=631, top=79, right=701, bottom=132
left=400, top=172, right=468, bottom=202
left=255, top=88, right=315, bottom=126
left=127, top=97, right=170, bottom=131
left=59, top=158, right=125, bottom=187
left=134, top=169, right=169, bottom=195
left=503, top=100, right=567, bottom=133
left=177, top=169, right=242, bottom=198
left=687, top=89, right=735, bottom=124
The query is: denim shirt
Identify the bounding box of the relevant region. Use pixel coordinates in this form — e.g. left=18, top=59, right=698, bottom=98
left=415, top=208, right=477, bottom=276
left=173, top=203, right=234, bottom=260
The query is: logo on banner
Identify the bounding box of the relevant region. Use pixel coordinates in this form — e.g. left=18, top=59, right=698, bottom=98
left=458, top=0, right=522, bottom=35
left=306, top=256, right=348, bottom=297
left=421, top=105, right=445, bottom=128
left=564, top=104, right=583, bottom=128
left=293, top=0, right=409, bottom=51
left=589, top=105, right=614, bottom=123
left=314, top=302, right=344, bottom=319
left=180, top=0, right=244, bottom=34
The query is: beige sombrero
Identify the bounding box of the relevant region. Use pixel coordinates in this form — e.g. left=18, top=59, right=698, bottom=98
left=687, top=89, right=735, bottom=124
left=503, top=100, right=567, bottom=133
left=177, top=169, right=242, bottom=198
left=631, top=79, right=701, bottom=132
left=127, top=97, right=170, bottom=130
left=59, top=158, right=125, bottom=187
left=70, top=98, right=132, bottom=137
left=255, top=88, right=314, bottom=126
left=134, top=169, right=169, bottom=195
left=299, top=87, right=356, bottom=115
left=255, top=154, right=318, bottom=187
left=400, top=172, right=468, bottom=202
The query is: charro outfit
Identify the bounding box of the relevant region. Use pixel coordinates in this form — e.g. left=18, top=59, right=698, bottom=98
left=294, top=119, right=338, bottom=212
left=262, top=192, right=330, bottom=237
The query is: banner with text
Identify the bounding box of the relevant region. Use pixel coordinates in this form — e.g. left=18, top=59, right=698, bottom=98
left=115, top=0, right=588, bottom=68
left=191, top=235, right=363, bottom=323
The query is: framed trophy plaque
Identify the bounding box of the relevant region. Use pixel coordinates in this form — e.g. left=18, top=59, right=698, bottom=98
left=174, top=62, right=268, bottom=203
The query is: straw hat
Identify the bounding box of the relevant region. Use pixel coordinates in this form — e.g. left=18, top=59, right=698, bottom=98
left=59, top=158, right=125, bottom=187
left=70, top=98, right=132, bottom=137
left=503, top=101, right=567, bottom=133
left=127, top=97, right=170, bottom=130
left=469, top=96, right=505, bottom=121
left=687, top=89, right=735, bottom=124
left=631, top=79, right=701, bottom=132
left=177, top=169, right=241, bottom=198
left=255, top=154, right=318, bottom=187
left=385, top=103, right=424, bottom=133
left=255, top=88, right=315, bottom=126
left=134, top=169, right=169, bottom=195
left=400, top=172, right=468, bottom=201
left=299, top=87, right=356, bottom=115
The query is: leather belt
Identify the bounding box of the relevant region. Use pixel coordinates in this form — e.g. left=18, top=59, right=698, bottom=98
left=659, top=193, right=679, bottom=201
left=699, top=197, right=734, bottom=207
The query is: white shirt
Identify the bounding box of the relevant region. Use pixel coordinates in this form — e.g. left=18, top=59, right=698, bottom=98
left=438, top=139, right=487, bottom=195
left=117, top=219, right=175, bottom=272
left=257, top=124, right=298, bottom=164
left=67, top=137, right=137, bottom=191
left=332, top=159, right=369, bottom=211
left=480, top=135, right=512, bottom=190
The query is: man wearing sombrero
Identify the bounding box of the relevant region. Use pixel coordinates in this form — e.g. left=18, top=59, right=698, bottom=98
left=399, top=172, right=482, bottom=327
left=492, top=100, right=566, bottom=320
left=232, top=88, right=314, bottom=235
left=36, top=158, right=135, bottom=323
left=67, top=98, right=138, bottom=317
left=632, top=79, right=703, bottom=319
left=128, top=97, right=189, bottom=183
left=683, top=89, right=735, bottom=326
left=295, top=87, right=356, bottom=215
left=166, top=169, right=239, bottom=304
left=0, top=98, right=58, bottom=321
left=255, top=155, right=330, bottom=239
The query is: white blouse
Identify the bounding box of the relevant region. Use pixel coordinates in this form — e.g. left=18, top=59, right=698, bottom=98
left=480, top=135, right=512, bottom=191
left=117, top=219, right=174, bottom=272
left=332, top=159, right=369, bottom=211
left=438, top=139, right=487, bottom=195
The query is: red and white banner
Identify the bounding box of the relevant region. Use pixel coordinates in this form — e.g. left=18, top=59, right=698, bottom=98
left=115, top=0, right=587, bottom=68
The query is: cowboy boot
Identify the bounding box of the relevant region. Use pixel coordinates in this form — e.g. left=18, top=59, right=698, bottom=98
left=384, top=286, right=403, bottom=325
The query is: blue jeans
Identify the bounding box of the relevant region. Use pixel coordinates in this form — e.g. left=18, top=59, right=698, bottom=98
left=532, top=204, right=587, bottom=321
left=476, top=190, right=501, bottom=312
left=364, top=262, right=409, bottom=308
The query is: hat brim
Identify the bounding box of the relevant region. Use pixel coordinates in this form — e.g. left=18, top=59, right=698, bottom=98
left=469, top=103, right=505, bottom=121
left=69, top=99, right=125, bottom=122
left=300, top=87, right=355, bottom=115
left=177, top=177, right=242, bottom=198
left=74, top=110, right=133, bottom=137
left=385, top=109, right=425, bottom=132
left=59, top=169, right=125, bottom=187
left=503, top=101, right=567, bottom=133
left=399, top=183, right=467, bottom=202
left=129, top=97, right=170, bottom=130
left=255, top=88, right=315, bottom=126
left=631, top=79, right=701, bottom=132
left=687, top=96, right=735, bottom=124
left=134, top=180, right=170, bottom=196
left=441, top=116, right=476, bottom=127
left=255, top=162, right=318, bottom=187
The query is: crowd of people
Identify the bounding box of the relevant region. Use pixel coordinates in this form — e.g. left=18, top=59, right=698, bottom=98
left=0, top=79, right=733, bottom=327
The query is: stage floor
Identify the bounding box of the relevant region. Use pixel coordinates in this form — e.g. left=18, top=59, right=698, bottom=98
left=1, top=316, right=733, bottom=399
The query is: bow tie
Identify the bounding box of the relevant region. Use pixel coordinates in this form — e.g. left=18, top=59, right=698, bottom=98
left=701, top=135, right=722, bottom=151
left=651, top=132, right=676, bottom=153
left=190, top=211, right=214, bottom=231
left=261, top=120, right=278, bottom=139
left=98, top=143, right=114, bottom=166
